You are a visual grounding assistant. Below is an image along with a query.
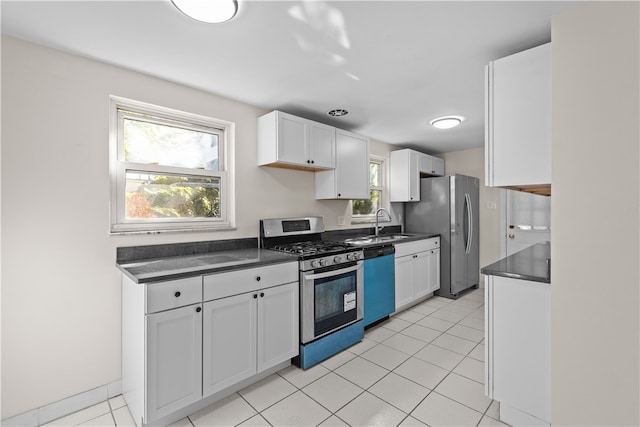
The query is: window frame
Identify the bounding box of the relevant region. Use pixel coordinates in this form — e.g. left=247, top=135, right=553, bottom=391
left=109, top=96, right=235, bottom=234
left=351, top=155, right=387, bottom=223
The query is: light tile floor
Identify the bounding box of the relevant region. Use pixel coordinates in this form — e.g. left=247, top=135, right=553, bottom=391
left=48, top=289, right=509, bottom=427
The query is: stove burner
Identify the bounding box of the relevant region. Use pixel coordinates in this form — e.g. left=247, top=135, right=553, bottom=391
left=272, top=240, right=350, bottom=256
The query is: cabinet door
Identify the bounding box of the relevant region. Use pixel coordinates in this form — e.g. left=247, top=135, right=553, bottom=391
left=489, top=276, right=551, bottom=422
left=408, top=151, right=420, bottom=201
left=390, top=149, right=422, bottom=202
left=146, top=304, right=202, bottom=422
left=257, top=282, right=299, bottom=372
left=335, top=129, right=370, bottom=199
left=394, top=255, right=415, bottom=310
left=202, top=293, right=257, bottom=397
left=418, top=153, right=432, bottom=176
left=309, top=121, right=335, bottom=169
left=487, top=43, right=551, bottom=187
left=277, top=112, right=309, bottom=165
left=413, top=251, right=431, bottom=300
left=431, top=157, right=445, bottom=176
left=315, top=129, right=370, bottom=199
left=426, top=249, right=441, bottom=293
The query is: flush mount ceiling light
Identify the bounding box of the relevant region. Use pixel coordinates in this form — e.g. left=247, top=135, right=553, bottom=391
left=430, top=115, right=465, bottom=129
left=327, top=108, right=349, bottom=117
left=172, top=0, right=238, bottom=23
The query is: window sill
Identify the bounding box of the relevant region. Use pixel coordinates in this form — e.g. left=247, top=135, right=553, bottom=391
left=350, top=217, right=376, bottom=225
left=109, top=226, right=237, bottom=236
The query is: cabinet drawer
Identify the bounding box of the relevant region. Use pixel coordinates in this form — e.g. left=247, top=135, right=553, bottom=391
left=204, top=262, right=298, bottom=301
left=395, top=238, right=439, bottom=257
left=146, top=276, right=202, bottom=314
left=424, top=237, right=440, bottom=251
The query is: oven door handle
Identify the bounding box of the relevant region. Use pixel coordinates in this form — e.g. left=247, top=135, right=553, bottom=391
left=302, top=264, right=361, bottom=281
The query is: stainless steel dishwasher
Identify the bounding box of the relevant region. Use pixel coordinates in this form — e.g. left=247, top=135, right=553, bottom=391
left=363, top=244, right=396, bottom=327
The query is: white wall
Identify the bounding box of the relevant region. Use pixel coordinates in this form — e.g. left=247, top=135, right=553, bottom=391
left=439, top=148, right=503, bottom=278
left=0, top=36, right=397, bottom=418
left=551, top=2, right=639, bottom=425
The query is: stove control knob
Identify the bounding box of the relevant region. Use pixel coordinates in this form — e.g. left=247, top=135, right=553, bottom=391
left=319, top=259, right=327, bottom=267
left=346, top=253, right=353, bottom=261
left=353, top=252, right=361, bottom=260
left=333, top=255, right=342, bottom=264
left=311, top=260, right=318, bottom=268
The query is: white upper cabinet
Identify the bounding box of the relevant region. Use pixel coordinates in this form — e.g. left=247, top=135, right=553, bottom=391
left=486, top=43, right=551, bottom=193
left=390, top=148, right=444, bottom=202
left=308, top=120, right=336, bottom=168
left=431, top=157, right=445, bottom=176
left=257, top=110, right=335, bottom=170
left=315, top=128, right=370, bottom=199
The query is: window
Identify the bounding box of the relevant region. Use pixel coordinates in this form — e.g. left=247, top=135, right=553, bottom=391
left=110, top=97, right=234, bottom=233
left=352, top=157, right=385, bottom=219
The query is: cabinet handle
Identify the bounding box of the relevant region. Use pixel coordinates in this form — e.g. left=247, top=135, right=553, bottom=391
left=338, top=193, right=341, bottom=197
left=196, top=307, right=201, bottom=313
left=311, top=160, right=315, bottom=164
left=253, top=294, right=258, bottom=299
left=260, top=292, right=265, bottom=298
left=307, top=160, right=311, bottom=164
left=174, top=291, right=181, bottom=297
left=256, top=276, right=261, bottom=281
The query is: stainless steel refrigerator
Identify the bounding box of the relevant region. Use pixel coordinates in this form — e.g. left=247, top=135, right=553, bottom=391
left=405, top=174, right=479, bottom=299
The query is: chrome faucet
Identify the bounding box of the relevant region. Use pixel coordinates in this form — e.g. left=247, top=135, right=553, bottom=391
left=375, top=208, right=392, bottom=236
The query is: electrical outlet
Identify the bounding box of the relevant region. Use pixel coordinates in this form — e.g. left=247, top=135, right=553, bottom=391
left=487, top=201, right=497, bottom=210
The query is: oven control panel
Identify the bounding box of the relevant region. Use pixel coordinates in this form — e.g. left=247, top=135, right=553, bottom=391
left=302, top=250, right=363, bottom=271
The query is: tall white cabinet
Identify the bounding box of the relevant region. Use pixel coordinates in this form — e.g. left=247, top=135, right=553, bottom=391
left=315, top=128, right=370, bottom=199
left=485, top=43, right=551, bottom=193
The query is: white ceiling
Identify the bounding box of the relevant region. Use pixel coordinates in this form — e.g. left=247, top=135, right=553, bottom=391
left=1, top=0, right=582, bottom=154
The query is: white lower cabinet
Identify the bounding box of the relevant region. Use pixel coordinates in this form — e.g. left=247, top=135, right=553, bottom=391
left=394, top=238, right=440, bottom=311
left=146, top=304, right=203, bottom=422
left=202, top=282, right=299, bottom=397
left=485, top=274, right=550, bottom=426
left=122, top=261, right=299, bottom=427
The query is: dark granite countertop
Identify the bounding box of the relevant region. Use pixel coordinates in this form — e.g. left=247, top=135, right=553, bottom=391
left=116, top=239, right=298, bottom=284
left=481, top=242, right=551, bottom=284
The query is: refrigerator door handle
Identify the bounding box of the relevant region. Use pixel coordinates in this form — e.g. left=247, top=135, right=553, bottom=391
left=465, top=192, right=472, bottom=254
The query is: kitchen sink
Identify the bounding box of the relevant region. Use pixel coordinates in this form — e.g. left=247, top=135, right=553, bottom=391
left=344, top=234, right=413, bottom=245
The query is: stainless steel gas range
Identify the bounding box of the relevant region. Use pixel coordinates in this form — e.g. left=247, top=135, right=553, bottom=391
left=260, top=216, right=364, bottom=369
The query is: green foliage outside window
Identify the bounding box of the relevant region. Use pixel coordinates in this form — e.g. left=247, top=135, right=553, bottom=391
left=126, top=174, right=220, bottom=219
left=352, top=161, right=382, bottom=216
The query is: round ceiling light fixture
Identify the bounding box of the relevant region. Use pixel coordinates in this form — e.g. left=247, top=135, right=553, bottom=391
left=327, top=108, right=349, bottom=117
left=172, top=0, right=238, bottom=23
left=430, top=115, right=465, bottom=129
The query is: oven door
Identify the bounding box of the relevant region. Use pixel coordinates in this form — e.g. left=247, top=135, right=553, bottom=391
left=300, top=261, right=363, bottom=344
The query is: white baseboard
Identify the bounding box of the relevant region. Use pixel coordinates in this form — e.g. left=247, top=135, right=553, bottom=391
left=1, top=380, right=122, bottom=427
left=500, top=402, right=550, bottom=427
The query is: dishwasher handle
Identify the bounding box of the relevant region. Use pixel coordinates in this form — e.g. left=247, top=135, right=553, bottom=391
left=363, top=245, right=395, bottom=259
